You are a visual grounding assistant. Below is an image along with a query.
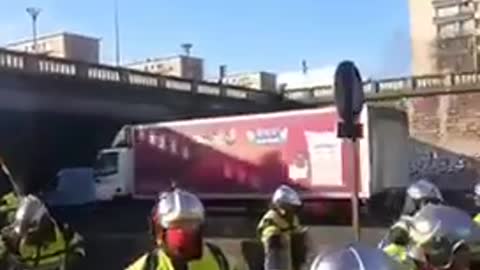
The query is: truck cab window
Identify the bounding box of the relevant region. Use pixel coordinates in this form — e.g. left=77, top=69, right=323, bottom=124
left=94, top=152, right=119, bottom=177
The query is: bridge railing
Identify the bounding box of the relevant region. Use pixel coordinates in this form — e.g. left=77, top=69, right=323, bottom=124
left=285, top=72, right=480, bottom=102
left=3, top=48, right=480, bottom=103
left=0, top=48, right=278, bottom=103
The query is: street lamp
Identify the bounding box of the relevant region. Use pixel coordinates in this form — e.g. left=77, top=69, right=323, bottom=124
left=181, top=43, right=193, bottom=56
left=114, top=0, right=121, bottom=66
left=26, top=7, right=41, bottom=53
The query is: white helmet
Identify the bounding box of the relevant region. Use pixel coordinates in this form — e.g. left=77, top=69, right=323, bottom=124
left=310, top=243, right=405, bottom=270
left=156, top=188, right=205, bottom=228
left=474, top=182, right=480, bottom=197
left=13, top=195, right=49, bottom=234
left=272, top=185, right=301, bottom=207
left=407, top=179, right=443, bottom=202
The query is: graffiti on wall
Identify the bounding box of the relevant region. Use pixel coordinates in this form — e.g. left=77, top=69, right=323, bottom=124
left=409, top=148, right=467, bottom=180
left=403, top=93, right=480, bottom=188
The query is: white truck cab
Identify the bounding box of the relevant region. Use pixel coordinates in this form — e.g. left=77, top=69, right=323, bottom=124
left=94, top=147, right=134, bottom=201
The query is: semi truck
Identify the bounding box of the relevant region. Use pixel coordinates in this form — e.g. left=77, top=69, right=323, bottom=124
left=93, top=105, right=410, bottom=222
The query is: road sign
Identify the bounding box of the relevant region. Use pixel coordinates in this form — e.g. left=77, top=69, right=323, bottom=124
left=334, top=61, right=365, bottom=127
left=333, top=60, right=366, bottom=242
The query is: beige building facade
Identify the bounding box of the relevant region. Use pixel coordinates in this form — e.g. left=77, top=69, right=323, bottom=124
left=409, top=0, right=480, bottom=75
left=220, top=72, right=277, bottom=91
left=6, top=32, right=100, bottom=63
left=126, top=56, right=204, bottom=81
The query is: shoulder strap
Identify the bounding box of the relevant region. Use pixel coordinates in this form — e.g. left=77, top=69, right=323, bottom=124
left=206, top=242, right=229, bottom=270
left=143, top=248, right=159, bottom=270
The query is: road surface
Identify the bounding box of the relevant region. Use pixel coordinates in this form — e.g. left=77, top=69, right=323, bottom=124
left=84, top=215, right=388, bottom=270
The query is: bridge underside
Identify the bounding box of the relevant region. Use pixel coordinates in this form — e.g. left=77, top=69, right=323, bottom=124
left=0, top=72, right=307, bottom=193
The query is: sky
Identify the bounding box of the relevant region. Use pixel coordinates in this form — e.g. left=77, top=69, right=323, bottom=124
left=0, top=0, right=412, bottom=81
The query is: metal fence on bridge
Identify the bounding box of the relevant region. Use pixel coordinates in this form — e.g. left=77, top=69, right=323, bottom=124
left=3, top=48, right=480, bottom=104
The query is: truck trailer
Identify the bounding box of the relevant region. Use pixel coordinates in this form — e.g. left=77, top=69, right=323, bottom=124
left=93, top=105, right=410, bottom=222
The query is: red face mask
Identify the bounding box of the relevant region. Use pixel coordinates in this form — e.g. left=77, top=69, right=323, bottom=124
left=164, top=227, right=203, bottom=261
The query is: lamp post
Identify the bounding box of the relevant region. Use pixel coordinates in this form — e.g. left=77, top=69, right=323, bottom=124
left=26, top=7, right=41, bottom=53
left=181, top=43, right=193, bottom=56
left=114, top=0, right=121, bottom=66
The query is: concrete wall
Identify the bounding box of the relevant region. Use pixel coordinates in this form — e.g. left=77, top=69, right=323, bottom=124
left=405, top=92, right=480, bottom=192
left=368, top=106, right=410, bottom=194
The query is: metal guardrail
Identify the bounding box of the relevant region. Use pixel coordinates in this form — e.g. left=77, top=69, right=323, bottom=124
left=2, top=48, right=480, bottom=104
left=285, top=73, right=480, bottom=103
left=0, top=48, right=276, bottom=103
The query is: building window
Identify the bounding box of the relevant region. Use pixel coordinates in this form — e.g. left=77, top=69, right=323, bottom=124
left=461, top=19, right=474, bottom=32
left=438, top=22, right=459, bottom=37
left=436, top=6, right=459, bottom=17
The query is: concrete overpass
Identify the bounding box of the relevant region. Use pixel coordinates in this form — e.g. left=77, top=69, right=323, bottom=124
left=0, top=48, right=309, bottom=193
left=0, top=48, right=307, bottom=121
left=2, top=45, right=480, bottom=193
left=285, top=73, right=480, bottom=105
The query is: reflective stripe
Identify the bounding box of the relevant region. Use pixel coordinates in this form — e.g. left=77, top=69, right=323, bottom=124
left=474, top=213, right=480, bottom=225
left=384, top=244, right=408, bottom=262
left=125, top=244, right=226, bottom=270
left=348, top=247, right=366, bottom=270
left=16, top=226, right=67, bottom=270
left=383, top=244, right=417, bottom=270
left=257, top=210, right=301, bottom=238
left=257, top=210, right=300, bottom=270
left=67, top=232, right=85, bottom=256
left=0, top=192, right=19, bottom=218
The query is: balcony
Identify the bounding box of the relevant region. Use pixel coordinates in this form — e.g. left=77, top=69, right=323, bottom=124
left=432, top=0, right=470, bottom=8
left=438, top=29, right=476, bottom=39
left=434, top=11, right=475, bottom=24
left=435, top=47, right=472, bottom=56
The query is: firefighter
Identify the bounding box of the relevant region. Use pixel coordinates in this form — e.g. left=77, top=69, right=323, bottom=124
left=125, top=188, right=240, bottom=270
left=401, top=179, right=444, bottom=217
left=381, top=179, right=444, bottom=268
left=0, top=159, right=19, bottom=228
left=310, top=243, right=406, bottom=270
left=257, top=185, right=306, bottom=270
left=0, top=194, right=85, bottom=270
left=421, top=237, right=470, bottom=270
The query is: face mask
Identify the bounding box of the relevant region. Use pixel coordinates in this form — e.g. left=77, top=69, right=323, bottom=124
left=164, top=227, right=203, bottom=261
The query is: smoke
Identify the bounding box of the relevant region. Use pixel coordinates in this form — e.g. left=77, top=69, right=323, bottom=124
left=375, top=28, right=412, bottom=78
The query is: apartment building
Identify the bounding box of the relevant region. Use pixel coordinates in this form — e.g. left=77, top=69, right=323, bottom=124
left=6, top=32, right=100, bottom=63
left=126, top=56, right=204, bottom=81
left=220, top=72, right=277, bottom=91
left=409, top=0, right=480, bottom=74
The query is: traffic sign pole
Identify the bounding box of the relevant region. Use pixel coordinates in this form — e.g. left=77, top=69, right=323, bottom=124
left=349, top=138, right=360, bottom=241
left=333, top=60, right=365, bottom=242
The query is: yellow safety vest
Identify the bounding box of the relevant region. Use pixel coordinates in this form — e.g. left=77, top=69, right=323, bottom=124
left=473, top=213, right=480, bottom=225
left=15, top=227, right=67, bottom=270
left=9, top=223, right=85, bottom=270
left=383, top=243, right=417, bottom=270
left=257, top=209, right=301, bottom=270
left=257, top=209, right=300, bottom=243
left=0, top=192, right=19, bottom=225
left=126, top=243, right=231, bottom=270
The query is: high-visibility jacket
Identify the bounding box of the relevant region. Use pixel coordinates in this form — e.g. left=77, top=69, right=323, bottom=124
left=257, top=209, right=302, bottom=270
left=0, top=192, right=19, bottom=226
left=473, top=213, right=480, bottom=225
left=383, top=243, right=418, bottom=270
left=5, top=222, right=85, bottom=270
left=125, top=242, right=238, bottom=270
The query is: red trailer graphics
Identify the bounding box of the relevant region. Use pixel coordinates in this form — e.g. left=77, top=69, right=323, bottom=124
left=131, top=107, right=371, bottom=200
